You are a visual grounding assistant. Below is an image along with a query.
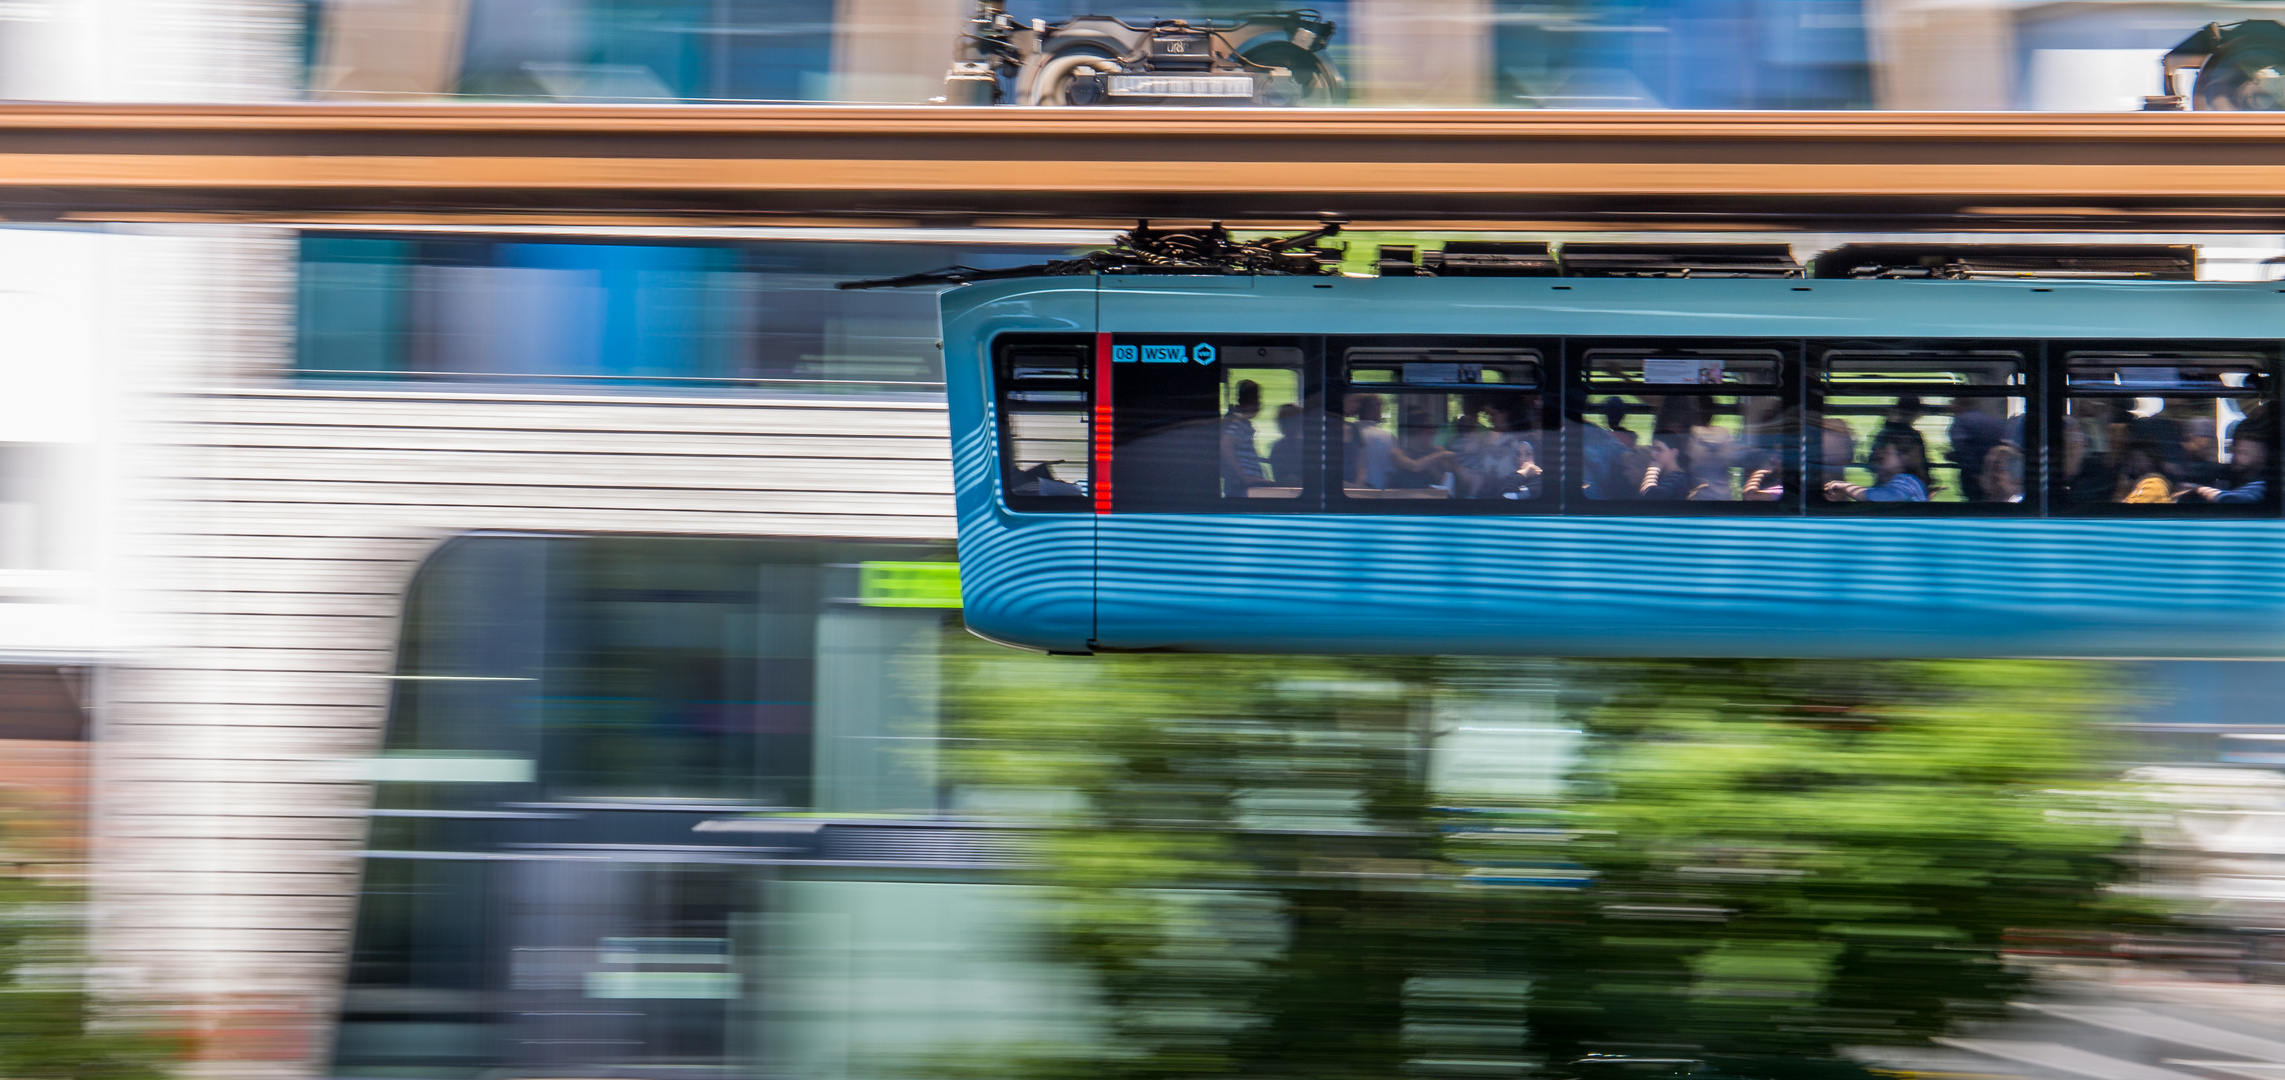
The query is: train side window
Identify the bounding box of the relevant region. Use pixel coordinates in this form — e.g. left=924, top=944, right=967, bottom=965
left=1570, top=345, right=1793, bottom=509
left=1332, top=348, right=1547, bottom=510
left=2056, top=347, right=2278, bottom=514
left=1222, top=346, right=1309, bottom=498
left=1107, top=336, right=1318, bottom=512
left=994, top=338, right=1092, bottom=512
left=1809, top=347, right=2034, bottom=513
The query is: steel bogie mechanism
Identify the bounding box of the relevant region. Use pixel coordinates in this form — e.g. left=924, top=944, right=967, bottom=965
left=2145, top=21, right=2285, bottom=110
left=840, top=226, right=2208, bottom=290
left=944, top=1, right=1340, bottom=107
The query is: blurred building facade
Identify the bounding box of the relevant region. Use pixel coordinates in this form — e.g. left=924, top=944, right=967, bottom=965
left=3, top=1, right=2285, bottom=1078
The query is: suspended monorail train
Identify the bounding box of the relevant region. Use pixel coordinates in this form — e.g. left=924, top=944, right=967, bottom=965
left=937, top=245, right=2285, bottom=657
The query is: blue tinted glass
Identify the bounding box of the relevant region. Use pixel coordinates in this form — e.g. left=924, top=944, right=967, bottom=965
left=294, top=235, right=1078, bottom=393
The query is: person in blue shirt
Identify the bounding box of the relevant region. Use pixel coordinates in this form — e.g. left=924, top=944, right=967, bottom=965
left=1824, top=430, right=1929, bottom=503
left=1220, top=379, right=1274, bottom=496
left=2187, top=409, right=2274, bottom=504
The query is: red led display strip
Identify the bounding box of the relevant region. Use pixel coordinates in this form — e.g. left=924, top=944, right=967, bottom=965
left=1092, top=332, right=1114, bottom=515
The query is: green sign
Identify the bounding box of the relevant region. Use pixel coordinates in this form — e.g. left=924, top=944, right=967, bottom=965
left=858, top=561, right=962, bottom=608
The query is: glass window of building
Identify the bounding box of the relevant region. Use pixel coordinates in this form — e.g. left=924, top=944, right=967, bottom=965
left=296, top=235, right=1078, bottom=394
left=334, top=536, right=1083, bottom=1079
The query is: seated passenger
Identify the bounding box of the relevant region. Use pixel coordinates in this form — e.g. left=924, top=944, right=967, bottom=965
left=1815, top=417, right=1856, bottom=489
left=1686, top=425, right=1737, bottom=500
left=1268, top=403, right=1304, bottom=486
left=1451, top=396, right=1540, bottom=498
left=1740, top=448, right=1784, bottom=502
left=1220, top=380, right=1275, bottom=495
left=2115, top=440, right=2174, bottom=504
left=1011, top=461, right=1084, bottom=497
left=2186, top=411, right=2274, bottom=503
left=1824, top=431, right=1929, bottom=503
left=1637, top=435, right=1699, bottom=500
left=2176, top=418, right=2227, bottom=488
left=1980, top=442, right=2024, bottom=503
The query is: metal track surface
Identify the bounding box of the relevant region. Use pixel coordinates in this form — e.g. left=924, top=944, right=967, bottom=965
left=15, top=104, right=2285, bottom=227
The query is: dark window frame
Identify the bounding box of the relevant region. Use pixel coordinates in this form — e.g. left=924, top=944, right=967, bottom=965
left=1806, top=339, right=2043, bottom=518
left=1562, top=338, right=1802, bottom=516
left=992, top=333, right=1095, bottom=514
left=2047, top=340, right=2282, bottom=519
left=1106, top=333, right=1327, bottom=514
left=1327, top=336, right=1561, bottom=516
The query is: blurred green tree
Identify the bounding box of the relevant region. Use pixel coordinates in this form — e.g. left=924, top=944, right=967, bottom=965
left=1512, top=659, right=2149, bottom=1075
left=944, top=650, right=2145, bottom=1080
left=0, top=838, right=177, bottom=1078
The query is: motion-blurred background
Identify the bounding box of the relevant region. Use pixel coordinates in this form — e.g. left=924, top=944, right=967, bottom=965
left=1, top=3, right=2284, bottom=1080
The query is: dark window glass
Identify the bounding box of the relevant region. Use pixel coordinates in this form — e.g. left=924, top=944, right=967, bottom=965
left=1810, top=347, right=2035, bottom=512
left=337, top=536, right=956, bottom=1079
left=1569, top=344, right=1794, bottom=509
left=1108, top=336, right=1320, bottom=512
left=995, top=337, right=1093, bottom=513
left=1334, top=346, right=1548, bottom=509
left=2056, top=347, right=2279, bottom=514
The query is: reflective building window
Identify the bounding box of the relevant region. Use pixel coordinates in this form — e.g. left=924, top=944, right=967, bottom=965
left=295, top=235, right=1076, bottom=394
left=332, top=536, right=1082, bottom=1079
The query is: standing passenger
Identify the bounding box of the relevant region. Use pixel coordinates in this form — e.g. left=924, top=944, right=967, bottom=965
left=1267, top=403, right=1305, bottom=487
left=1344, top=393, right=1395, bottom=489
left=1220, top=380, right=1274, bottom=496
left=1948, top=398, right=2006, bottom=502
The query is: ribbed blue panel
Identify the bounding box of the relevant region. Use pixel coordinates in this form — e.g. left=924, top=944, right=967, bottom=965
left=943, top=280, right=1097, bottom=652
left=1094, top=517, right=2285, bottom=657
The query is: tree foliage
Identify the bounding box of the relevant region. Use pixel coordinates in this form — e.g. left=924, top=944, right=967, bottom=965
left=0, top=837, right=177, bottom=1078
left=943, top=649, right=2148, bottom=1080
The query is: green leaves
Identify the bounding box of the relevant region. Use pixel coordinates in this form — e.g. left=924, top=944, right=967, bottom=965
left=941, top=649, right=2152, bottom=1079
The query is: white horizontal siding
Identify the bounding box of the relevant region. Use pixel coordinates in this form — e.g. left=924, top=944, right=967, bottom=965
left=92, top=226, right=960, bottom=1080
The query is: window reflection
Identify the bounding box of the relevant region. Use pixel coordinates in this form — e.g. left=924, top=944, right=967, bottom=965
left=996, top=340, right=1093, bottom=511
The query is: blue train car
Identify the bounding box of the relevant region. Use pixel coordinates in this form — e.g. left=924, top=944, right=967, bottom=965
left=943, top=273, right=2285, bottom=657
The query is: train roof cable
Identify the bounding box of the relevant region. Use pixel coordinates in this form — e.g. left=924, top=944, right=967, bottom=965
left=837, top=218, right=1346, bottom=290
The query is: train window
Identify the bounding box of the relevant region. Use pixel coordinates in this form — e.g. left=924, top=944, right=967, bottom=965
left=2056, top=347, right=2278, bottom=514
left=1571, top=345, right=1793, bottom=508
left=1810, top=348, right=2034, bottom=513
left=994, top=338, right=1092, bottom=512
left=1222, top=346, right=1309, bottom=498
left=1335, top=348, right=1547, bottom=508
left=1107, top=336, right=1320, bottom=512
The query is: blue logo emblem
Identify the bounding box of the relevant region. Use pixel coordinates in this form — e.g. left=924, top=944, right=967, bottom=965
left=1140, top=345, right=1187, bottom=363
left=1193, top=343, right=1216, bottom=365
left=1111, top=344, right=1137, bottom=363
